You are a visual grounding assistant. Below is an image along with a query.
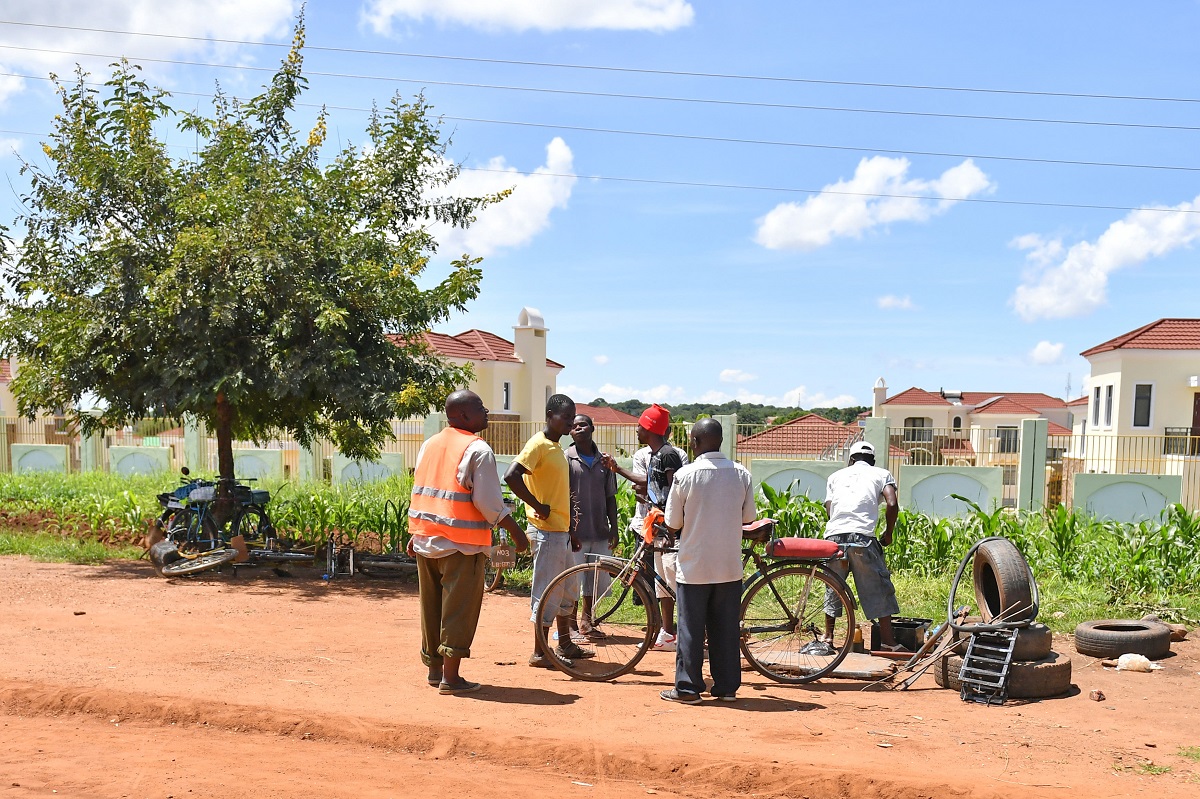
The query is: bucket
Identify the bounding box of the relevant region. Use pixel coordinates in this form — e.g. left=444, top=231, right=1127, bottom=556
left=870, top=617, right=932, bottom=652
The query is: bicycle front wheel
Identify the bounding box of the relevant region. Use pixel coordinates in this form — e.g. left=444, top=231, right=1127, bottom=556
left=160, top=547, right=239, bottom=577
left=536, top=560, right=656, bottom=681
left=740, top=563, right=855, bottom=684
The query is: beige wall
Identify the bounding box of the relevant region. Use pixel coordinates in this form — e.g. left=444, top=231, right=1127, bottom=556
left=1085, top=350, right=1200, bottom=435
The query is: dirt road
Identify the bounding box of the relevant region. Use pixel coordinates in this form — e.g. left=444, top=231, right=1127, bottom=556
left=1, top=557, right=1197, bottom=798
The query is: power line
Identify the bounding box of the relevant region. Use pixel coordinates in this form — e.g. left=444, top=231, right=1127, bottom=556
left=2, top=43, right=1199, bottom=133
left=7, top=70, right=1197, bottom=174
left=2, top=18, right=1198, bottom=105
left=7, top=119, right=1198, bottom=215
left=460, top=167, right=1200, bottom=215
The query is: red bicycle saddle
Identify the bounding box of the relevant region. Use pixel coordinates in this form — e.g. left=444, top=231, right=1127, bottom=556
left=766, top=537, right=841, bottom=559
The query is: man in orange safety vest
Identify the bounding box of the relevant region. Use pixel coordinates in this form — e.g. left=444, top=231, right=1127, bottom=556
left=409, top=390, right=529, bottom=694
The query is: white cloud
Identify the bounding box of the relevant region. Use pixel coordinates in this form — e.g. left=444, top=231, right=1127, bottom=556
left=0, top=70, right=25, bottom=105
left=363, top=0, right=694, bottom=33
left=1029, top=341, right=1064, bottom=365
left=1011, top=196, right=1200, bottom=321
left=592, top=354, right=610, bottom=365
left=0, top=2, right=296, bottom=103
left=0, top=137, right=20, bottom=158
left=719, top=368, right=756, bottom=383
left=437, top=137, right=576, bottom=258
left=558, top=383, right=688, bottom=405
left=780, top=386, right=858, bottom=408
left=754, top=157, right=993, bottom=251
left=876, top=294, right=915, bottom=310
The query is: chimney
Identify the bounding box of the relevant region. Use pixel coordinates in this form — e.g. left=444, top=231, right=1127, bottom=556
left=872, top=377, right=887, bottom=417
left=513, top=307, right=548, bottom=422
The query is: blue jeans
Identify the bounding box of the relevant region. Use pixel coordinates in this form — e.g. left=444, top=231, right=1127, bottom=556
left=675, top=580, right=742, bottom=698
left=528, top=528, right=575, bottom=626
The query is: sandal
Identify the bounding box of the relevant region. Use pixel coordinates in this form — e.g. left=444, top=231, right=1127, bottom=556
left=556, top=642, right=596, bottom=660
left=438, top=679, right=482, bottom=695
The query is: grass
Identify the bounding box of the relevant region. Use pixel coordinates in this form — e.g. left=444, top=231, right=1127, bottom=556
left=0, top=529, right=144, bottom=564
left=1178, top=747, right=1200, bottom=763
left=1136, top=763, right=1172, bottom=775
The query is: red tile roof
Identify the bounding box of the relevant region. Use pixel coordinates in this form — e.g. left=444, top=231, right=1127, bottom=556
left=1047, top=422, right=1072, bottom=436
left=959, top=391, right=1066, bottom=409
left=882, top=387, right=951, bottom=406
left=939, top=439, right=975, bottom=457
left=973, top=396, right=1042, bottom=416
left=575, top=403, right=640, bottom=425
left=388, top=331, right=564, bottom=369
left=735, top=413, right=908, bottom=456
left=1081, top=318, right=1200, bottom=356
left=1065, top=395, right=1089, bottom=407
left=0, top=359, right=10, bottom=383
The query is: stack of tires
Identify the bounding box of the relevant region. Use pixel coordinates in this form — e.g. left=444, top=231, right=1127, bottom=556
left=933, top=538, right=1073, bottom=699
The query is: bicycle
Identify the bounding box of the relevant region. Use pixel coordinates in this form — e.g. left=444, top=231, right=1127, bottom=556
left=533, top=518, right=857, bottom=683
left=150, top=469, right=311, bottom=577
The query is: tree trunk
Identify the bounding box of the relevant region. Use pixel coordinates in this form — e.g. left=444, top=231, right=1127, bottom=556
left=214, top=392, right=237, bottom=513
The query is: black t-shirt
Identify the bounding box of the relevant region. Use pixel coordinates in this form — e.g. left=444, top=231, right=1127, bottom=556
left=647, top=443, right=684, bottom=510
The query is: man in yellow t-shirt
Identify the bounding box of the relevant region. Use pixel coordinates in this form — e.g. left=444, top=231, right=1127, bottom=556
left=504, top=393, right=595, bottom=669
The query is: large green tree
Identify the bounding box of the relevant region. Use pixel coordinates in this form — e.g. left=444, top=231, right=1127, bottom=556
left=0, top=23, right=502, bottom=494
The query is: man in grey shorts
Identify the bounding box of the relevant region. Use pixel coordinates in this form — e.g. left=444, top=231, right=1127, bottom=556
left=822, top=441, right=904, bottom=651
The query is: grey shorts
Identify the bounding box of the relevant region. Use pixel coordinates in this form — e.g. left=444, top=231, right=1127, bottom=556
left=654, top=550, right=677, bottom=599
left=824, top=537, right=900, bottom=621
left=529, top=528, right=576, bottom=625
left=574, top=540, right=614, bottom=596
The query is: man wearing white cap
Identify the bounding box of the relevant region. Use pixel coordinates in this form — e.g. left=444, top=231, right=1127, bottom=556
left=822, top=440, right=903, bottom=651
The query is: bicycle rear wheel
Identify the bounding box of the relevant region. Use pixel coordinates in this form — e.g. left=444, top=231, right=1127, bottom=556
left=536, top=561, right=656, bottom=681
left=740, top=563, right=855, bottom=684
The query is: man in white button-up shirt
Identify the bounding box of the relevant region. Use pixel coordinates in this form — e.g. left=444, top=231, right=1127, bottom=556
left=659, top=419, right=756, bottom=704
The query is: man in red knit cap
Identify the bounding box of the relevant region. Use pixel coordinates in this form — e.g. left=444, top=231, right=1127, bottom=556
left=604, top=403, right=687, bottom=650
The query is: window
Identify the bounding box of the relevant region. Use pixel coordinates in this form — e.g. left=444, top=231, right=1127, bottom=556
left=1104, top=385, right=1114, bottom=427
left=952, top=415, right=962, bottom=430
left=502, top=381, right=512, bottom=411
left=1092, top=387, right=1101, bottom=427
left=1132, top=383, right=1152, bottom=428
left=998, top=426, right=1019, bottom=453
left=1002, top=465, right=1017, bottom=485
left=903, top=417, right=932, bottom=442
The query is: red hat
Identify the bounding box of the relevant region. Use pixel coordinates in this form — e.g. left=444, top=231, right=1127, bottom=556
left=638, top=404, right=671, bottom=436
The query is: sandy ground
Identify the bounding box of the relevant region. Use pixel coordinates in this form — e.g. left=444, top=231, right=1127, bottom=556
left=0, top=557, right=1197, bottom=799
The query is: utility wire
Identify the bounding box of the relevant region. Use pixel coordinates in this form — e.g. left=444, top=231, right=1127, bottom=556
left=2, top=43, right=1199, bottom=133
left=7, top=117, right=1198, bottom=215
left=2, top=18, right=1198, bottom=105
left=6, top=70, right=1197, bottom=173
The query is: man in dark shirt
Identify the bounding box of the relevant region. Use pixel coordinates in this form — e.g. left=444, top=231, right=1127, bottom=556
left=566, top=414, right=619, bottom=638
left=604, top=403, right=685, bottom=650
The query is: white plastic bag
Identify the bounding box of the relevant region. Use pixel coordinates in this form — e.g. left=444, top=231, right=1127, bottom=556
left=1115, top=653, right=1162, bottom=672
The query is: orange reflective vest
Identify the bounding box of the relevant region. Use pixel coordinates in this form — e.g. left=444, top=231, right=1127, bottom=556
left=408, top=427, right=493, bottom=546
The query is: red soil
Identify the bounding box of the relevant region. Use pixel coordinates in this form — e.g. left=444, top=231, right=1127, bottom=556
left=0, top=557, right=1197, bottom=798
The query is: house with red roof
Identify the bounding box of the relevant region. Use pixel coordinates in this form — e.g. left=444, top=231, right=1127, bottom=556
left=391, top=307, right=565, bottom=425
left=867, top=378, right=1071, bottom=500
left=1079, top=318, right=1200, bottom=439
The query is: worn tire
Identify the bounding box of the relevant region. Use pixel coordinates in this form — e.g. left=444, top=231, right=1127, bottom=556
left=935, top=651, right=1073, bottom=698
left=972, top=538, right=1035, bottom=623
left=954, top=617, right=1053, bottom=661
left=1073, top=620, right=1172, bottom=660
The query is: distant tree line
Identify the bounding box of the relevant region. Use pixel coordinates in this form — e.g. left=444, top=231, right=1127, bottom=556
left=586, top=399, right=869, bottom=427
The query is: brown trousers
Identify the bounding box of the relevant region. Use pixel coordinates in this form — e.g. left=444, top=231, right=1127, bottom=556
left=416, top=550, right=487, bottom=666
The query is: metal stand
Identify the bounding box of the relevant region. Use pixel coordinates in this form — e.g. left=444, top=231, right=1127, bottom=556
left=958, top=628, right=1018, bottom=705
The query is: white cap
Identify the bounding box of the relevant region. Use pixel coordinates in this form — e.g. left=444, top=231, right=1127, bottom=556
left=849, top=441, right=875, bottom=457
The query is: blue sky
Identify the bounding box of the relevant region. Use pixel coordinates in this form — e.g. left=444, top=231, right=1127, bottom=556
left=2, top=2, right=1199, bottom=409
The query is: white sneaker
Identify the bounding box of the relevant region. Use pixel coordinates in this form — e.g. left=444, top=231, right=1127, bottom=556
left=653, top=630, right=677, bottom=652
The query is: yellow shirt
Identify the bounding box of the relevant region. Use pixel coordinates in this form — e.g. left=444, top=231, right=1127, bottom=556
left=514, top=431, right=571, bottom=532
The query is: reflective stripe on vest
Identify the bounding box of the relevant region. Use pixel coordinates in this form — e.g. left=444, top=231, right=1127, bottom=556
left=408, top=427, right=493, bottom=546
